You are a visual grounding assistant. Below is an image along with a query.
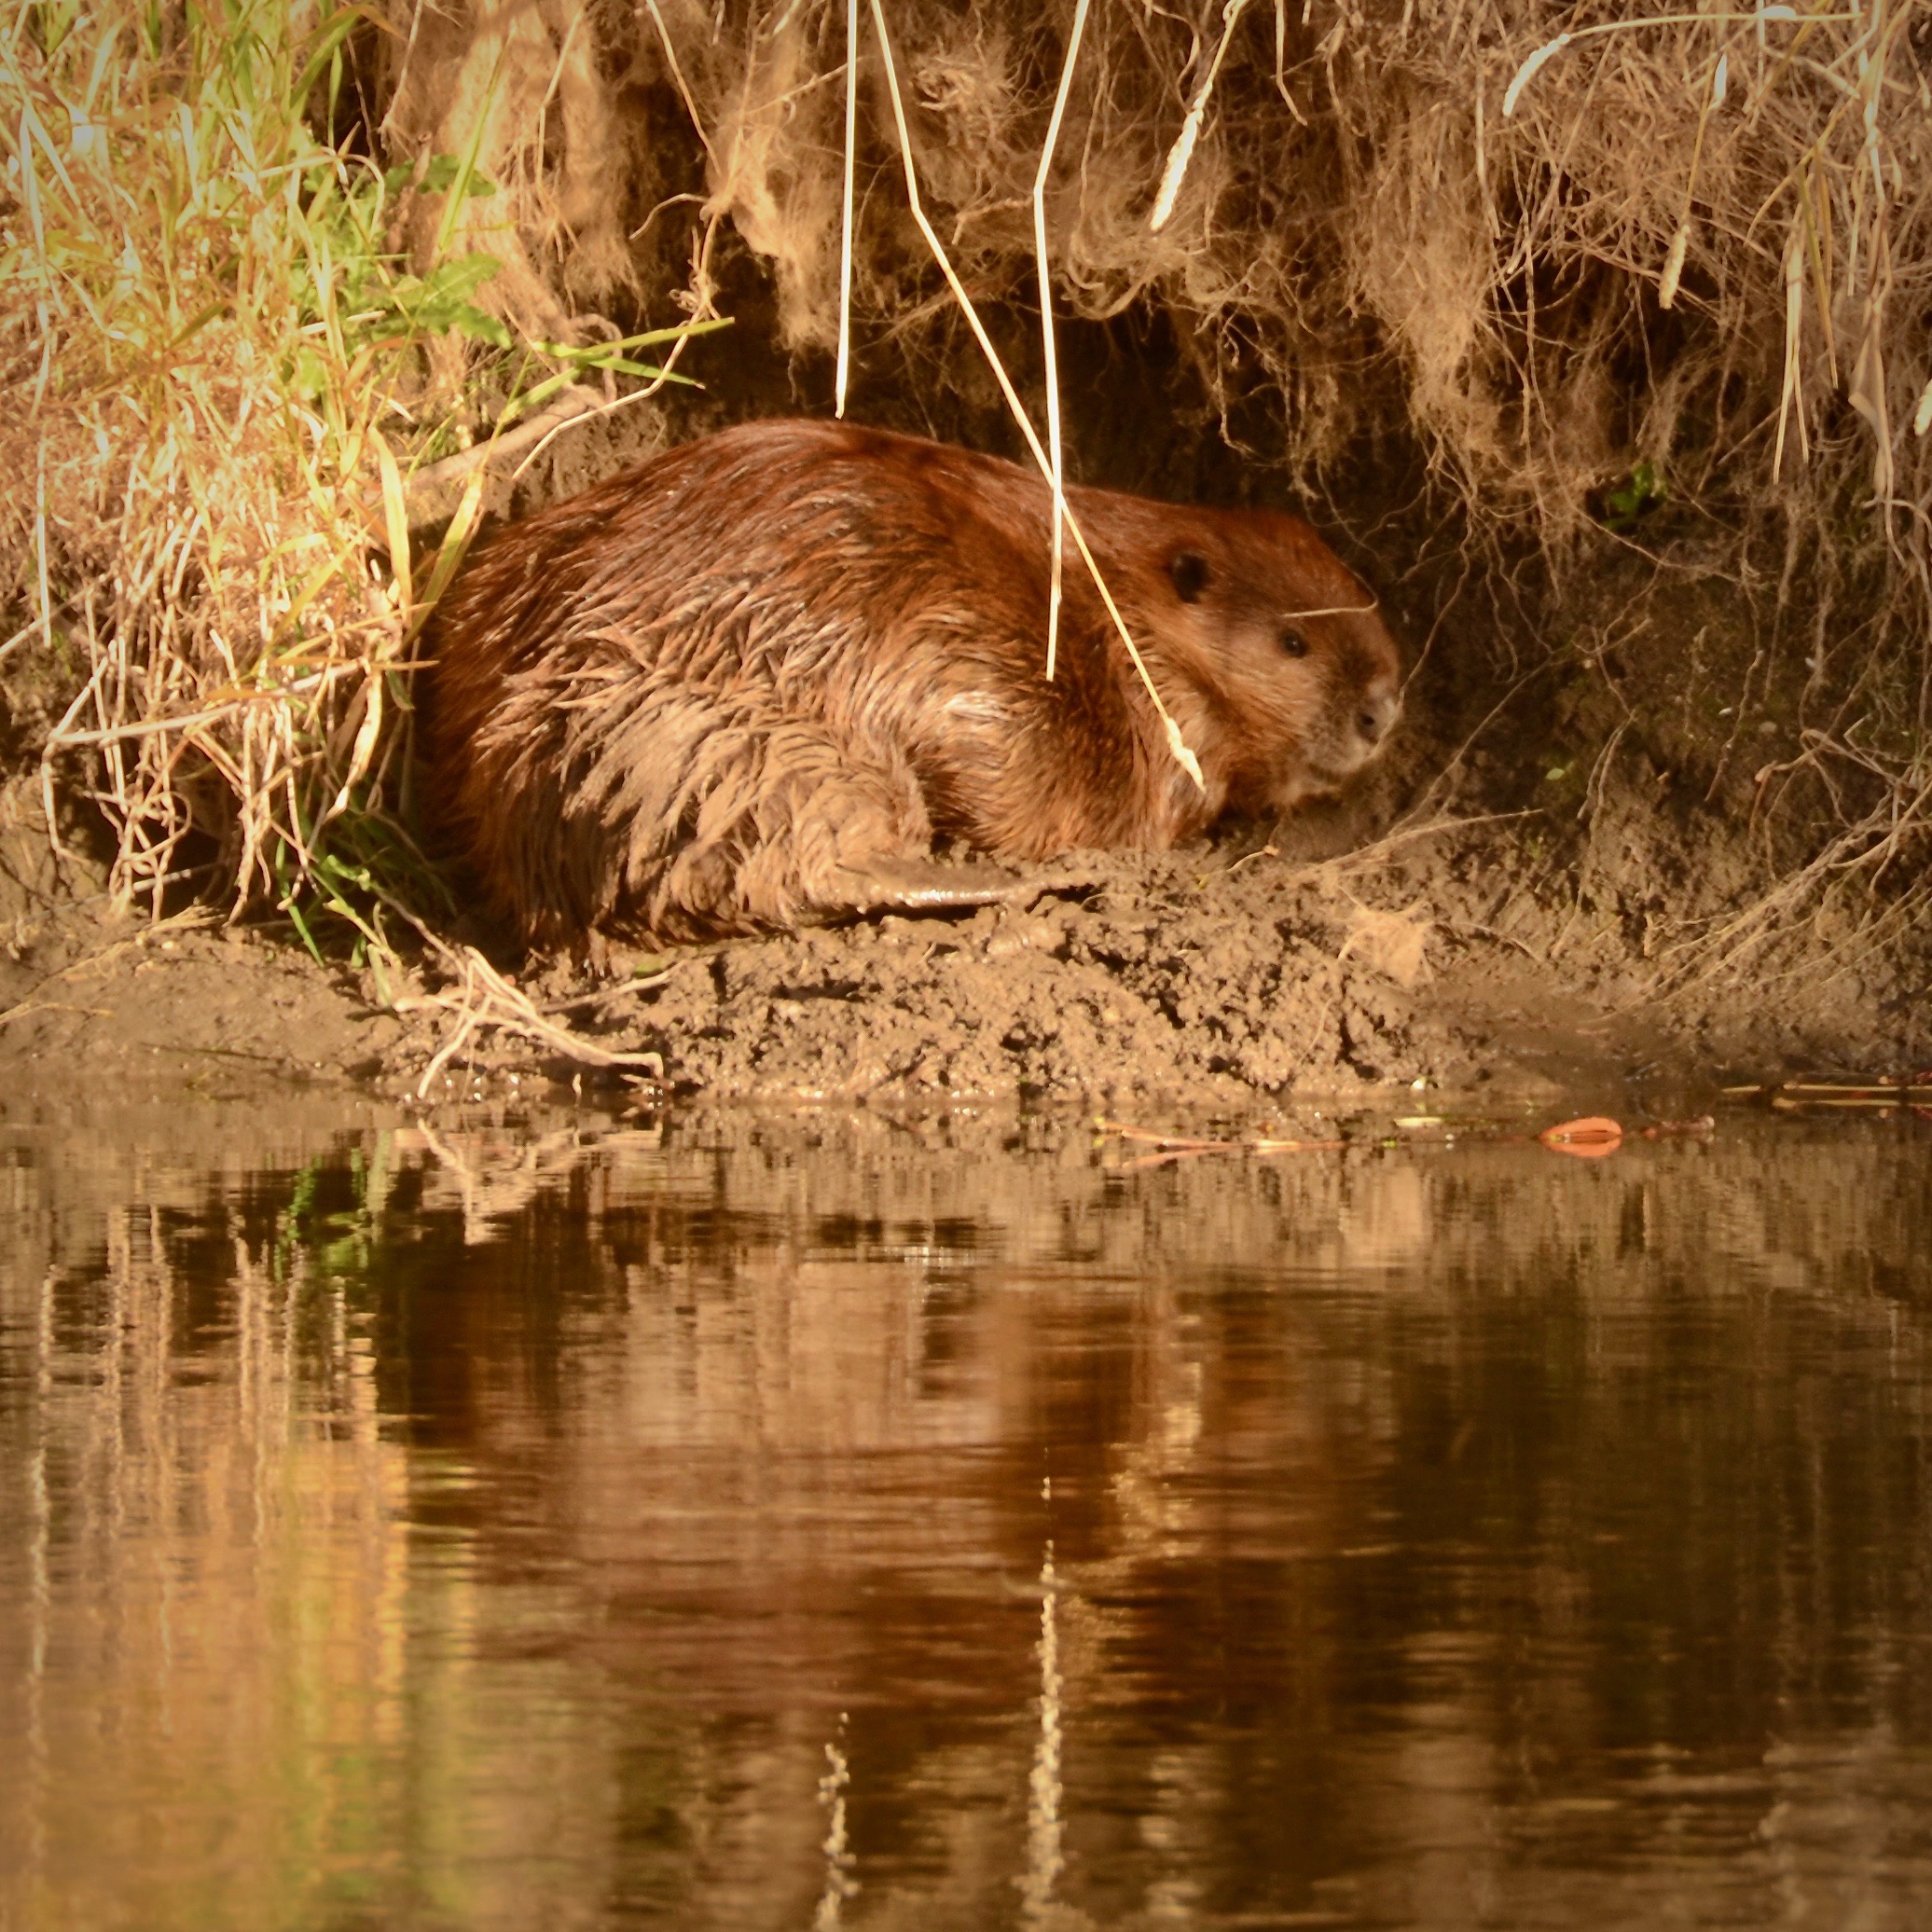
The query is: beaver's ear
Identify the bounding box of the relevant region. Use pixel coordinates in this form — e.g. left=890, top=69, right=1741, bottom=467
left=1169, top=550, right=1211, bottom=604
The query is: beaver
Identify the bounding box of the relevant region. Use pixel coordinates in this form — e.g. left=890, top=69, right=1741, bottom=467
left=421, top=418, right=1401, bottom=947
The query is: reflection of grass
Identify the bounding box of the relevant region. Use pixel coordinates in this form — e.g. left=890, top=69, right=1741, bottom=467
left=4, top=1136, right=620, bottom=1932
left=12, top=1167, right=421, bottom=1927
left=275, top=1139, right=407, bottom=1298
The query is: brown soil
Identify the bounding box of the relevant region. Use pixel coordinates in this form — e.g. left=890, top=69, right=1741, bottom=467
left=6, top=756, right=1922, bottom=1128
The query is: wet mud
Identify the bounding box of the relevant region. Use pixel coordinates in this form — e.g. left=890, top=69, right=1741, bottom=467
left=6, top=780, right=1921, bottom=1127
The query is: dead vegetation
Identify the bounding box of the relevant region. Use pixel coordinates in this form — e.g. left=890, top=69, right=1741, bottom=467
left=1, top=0, right=1927, bottom=1032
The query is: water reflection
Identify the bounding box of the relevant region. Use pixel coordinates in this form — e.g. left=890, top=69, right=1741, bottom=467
left=1021, top=1540, right=1064, bottom=1926
left=2, top=1106, right=1930, bottom=1928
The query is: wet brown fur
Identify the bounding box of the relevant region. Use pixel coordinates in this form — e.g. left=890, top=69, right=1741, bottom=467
left=421, top=419, right=1402, bottom=946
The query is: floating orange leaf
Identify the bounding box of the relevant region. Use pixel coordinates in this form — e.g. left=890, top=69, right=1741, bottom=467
left=1539, top=1116, right=1623, bottom=1158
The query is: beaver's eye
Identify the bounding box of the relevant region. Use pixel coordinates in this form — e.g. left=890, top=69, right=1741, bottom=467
left=1170, top=551, right=1210, bottom=604
left=1280, top=628, right=1309, bottom=658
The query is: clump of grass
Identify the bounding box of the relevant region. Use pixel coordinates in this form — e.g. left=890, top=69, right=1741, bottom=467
left=5, top=2, right=413, bottom=925
left=0, top=0, right=712, bottom=949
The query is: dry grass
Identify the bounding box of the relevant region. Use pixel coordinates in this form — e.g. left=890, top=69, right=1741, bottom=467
left=3, top=0, right=1927, bottom=985
left=5, top=3, right=423, bottom=932
left=0, top=0, right=711, bottom=952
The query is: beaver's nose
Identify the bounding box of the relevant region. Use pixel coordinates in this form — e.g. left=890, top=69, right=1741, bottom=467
left=1356, top=689, right=1400, bottom=746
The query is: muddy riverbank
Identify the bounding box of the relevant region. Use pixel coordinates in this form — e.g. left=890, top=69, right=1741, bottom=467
left=4, top=774, right=1922, bottom=1124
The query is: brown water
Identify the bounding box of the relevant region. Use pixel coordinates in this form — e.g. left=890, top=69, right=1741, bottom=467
left=3, top=1102, right=1931, bottom=1930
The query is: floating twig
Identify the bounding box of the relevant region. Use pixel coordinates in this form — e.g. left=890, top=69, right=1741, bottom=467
left=1723, top=1078, right=1932, bottom=1109
left=1095, top=1116, right=1346, bottom=1161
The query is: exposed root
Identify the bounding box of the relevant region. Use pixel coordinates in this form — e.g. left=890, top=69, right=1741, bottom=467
left=400, top=941, right=665, bottom=1100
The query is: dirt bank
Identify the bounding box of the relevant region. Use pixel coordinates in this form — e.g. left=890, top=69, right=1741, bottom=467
left=5, top=766, right=1922, bottom=1127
